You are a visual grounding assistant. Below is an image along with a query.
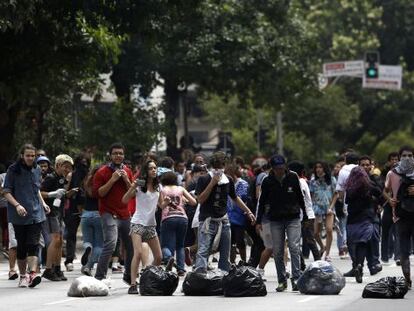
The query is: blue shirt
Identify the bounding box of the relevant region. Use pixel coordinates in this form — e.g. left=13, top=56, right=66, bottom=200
left=3, top=161, right=46, bottom=225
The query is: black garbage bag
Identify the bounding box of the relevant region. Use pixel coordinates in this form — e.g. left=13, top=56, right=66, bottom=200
left=297, top=260, right=345, bottom=295
left=362, top=277, right=408, bottom=299
left=222, top=265, right=267, bottom=297
left=182, top=270, right=224, bottom=296
left=139, top=265, right=179, bottom=296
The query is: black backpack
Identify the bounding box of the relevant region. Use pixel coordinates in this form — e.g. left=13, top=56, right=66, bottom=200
left=396, top=174, right=414, bottom=213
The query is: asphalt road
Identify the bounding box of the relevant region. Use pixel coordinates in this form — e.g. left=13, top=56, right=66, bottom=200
left=0, top=250, right=413, bottom=311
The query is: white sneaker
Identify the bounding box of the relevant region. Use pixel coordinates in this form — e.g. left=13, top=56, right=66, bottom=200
left=18, top=275, right=29, bottom=288
left=65, top=263, right=74, bottom=272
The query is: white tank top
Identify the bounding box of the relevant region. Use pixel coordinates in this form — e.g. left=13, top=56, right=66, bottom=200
left=131, top=186, right=160, bottom=226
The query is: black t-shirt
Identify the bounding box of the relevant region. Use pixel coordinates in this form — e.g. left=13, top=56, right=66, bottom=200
left=41, top=172, right=67, bottom=217
left=195, top=174, right=236, bottom=221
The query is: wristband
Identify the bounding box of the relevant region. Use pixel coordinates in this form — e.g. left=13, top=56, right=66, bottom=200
left=14, top=204, right=21, bottom=208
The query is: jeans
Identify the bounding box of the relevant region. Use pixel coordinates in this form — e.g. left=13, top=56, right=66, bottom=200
left=81, top=211, right=104, bottom=269
left=63, top=212, right=81, bottom=265
left=270, top=218, right=302, bottom=283
left=195, top=220, right=231, bottom=272
left=95, top=212, right=133, bottom=279
left=161, top=217, right=188, bottom=271
left=337, top=215, right=347, bottom=251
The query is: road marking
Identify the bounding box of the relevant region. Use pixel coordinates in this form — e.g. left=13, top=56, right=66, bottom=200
left=44, top=298, right=79, bottom=305
left=298, top=296, right=320, bottom=303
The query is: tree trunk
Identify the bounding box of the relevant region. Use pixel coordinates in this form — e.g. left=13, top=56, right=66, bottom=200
left=0, top=102, right=19, bottom=164
left=164, top=79, right=180, bottom=159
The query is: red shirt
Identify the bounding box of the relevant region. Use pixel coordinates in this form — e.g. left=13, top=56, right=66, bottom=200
left=93, top=164, right=133, bottom=219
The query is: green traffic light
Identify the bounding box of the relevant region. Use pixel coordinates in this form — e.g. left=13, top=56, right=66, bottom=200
left=367, top=68, right=377, bottom=77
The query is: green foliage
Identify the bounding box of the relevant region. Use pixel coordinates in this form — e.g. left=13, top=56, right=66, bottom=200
left=78, top=98, right=163, bottom=159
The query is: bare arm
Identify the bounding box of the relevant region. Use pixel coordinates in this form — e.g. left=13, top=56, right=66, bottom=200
left=122, top=181, right=137, bottom=204
left=182, top=188, right=197, bottom=206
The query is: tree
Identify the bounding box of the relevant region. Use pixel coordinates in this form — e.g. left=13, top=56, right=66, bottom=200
left=0, top=1, right=123, bottom=162
left=110, top=0, right=318, bottom=158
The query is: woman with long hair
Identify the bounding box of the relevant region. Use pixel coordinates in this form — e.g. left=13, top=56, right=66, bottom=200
left=122, top=160, right=167, bottom=295
left=345, top=166, right=382, bottom=283
left=159, top=171, right=197, bottom=276
left=309, top=161, right=336, bottom=261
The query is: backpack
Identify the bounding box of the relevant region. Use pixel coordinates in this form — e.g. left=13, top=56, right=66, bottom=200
left=396, top=175, right=414, bottom=213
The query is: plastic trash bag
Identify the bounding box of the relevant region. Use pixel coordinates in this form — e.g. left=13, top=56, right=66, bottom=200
left=222, top=265, right=267, bottom=297
left=182, top=270, right=224, bottom=296
left=67, top=276, right=109, bottom=297
left=362, top=277, right=408, bottom=299
left=297, top=260, right=345, bottom=295
left=139, top=265, right=179, bottom=296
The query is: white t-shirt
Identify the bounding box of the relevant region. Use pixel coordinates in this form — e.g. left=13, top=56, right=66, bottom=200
left=335, top=164, right=358, bottom=212
left=336, top=164, right=358, bottom=192
left=131, top=187, right=160, bottom=226
left=300, top=178, right=315, bottom=220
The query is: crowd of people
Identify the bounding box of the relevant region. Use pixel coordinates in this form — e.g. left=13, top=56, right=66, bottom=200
left=0, top=142, right=413, bottom=294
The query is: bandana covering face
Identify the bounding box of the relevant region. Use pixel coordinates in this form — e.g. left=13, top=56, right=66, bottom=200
left=395, top=157, right=414, bottom=178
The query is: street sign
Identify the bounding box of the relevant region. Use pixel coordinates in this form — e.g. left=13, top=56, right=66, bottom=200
left=363, top=65, right=402, bottom=90
left=323, top=60, right=364, bottom=77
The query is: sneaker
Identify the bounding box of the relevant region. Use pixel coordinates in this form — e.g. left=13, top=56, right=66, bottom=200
left=128, top=284, right=138, bottom=295
left=291, top=279, right=299, bottom=291
left=369, top=264, right=382, bottom=276
left=184, top=247, right=192, bottom=266
left=123, top=273, right=131, bottom=285
left=8, top=271, right=18, bottom=280
left=81, top=246, right=92, bottom=266
left=55, top=270, right=67, bottom=281
left=42, top=268, right=60, bottom=281
left=28, top=272, right=42, bottom=288
left=18, top=275, right=29, bottom=288
left=165, top=257, right=175, bottom=272
left=343, top=268, right=355, bottom=277
left=65, top=263, right=74, bottom=272
left=177, top=270, right=186, bottom=277
left=276, top=281, right=288, bottom=292
left=81, top=266, right=92, bottom=277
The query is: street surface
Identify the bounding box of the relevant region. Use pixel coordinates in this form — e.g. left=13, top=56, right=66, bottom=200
left=0, top=251, right=413, bottom=311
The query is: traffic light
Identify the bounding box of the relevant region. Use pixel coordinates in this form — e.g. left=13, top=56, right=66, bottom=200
left=365, top=51, right=380, bottom=79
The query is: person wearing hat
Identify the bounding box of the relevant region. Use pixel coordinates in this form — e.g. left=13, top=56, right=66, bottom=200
left=36, top=156, right=53, bottom=182
left=40, top=154, right=77, bottom=282
left=256, top=154, right=306, bottom=292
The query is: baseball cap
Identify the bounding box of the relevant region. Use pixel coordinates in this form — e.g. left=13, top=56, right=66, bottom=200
left=36, top=156, right=51, bottom=164
left=270, top=155, right=286, bottom=167
left=55, top=154, right=74, bottom=166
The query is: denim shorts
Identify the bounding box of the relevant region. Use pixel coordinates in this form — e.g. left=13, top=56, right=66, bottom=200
left=130, top=223, right=157, bottom=242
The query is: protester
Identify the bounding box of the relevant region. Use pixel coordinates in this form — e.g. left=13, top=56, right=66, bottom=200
left=3, top=144, right=50, bottom=288
left=344, top=166, right=382, bottom=283
left=122, top=160, right=165, bottom=294
left=256, top=155, right=305, bottom=292
left=195, top=152, right=255, bottom=273
left=159, top=171, right=197, bottom=275
left=93, top=143, right=133, bottom=284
